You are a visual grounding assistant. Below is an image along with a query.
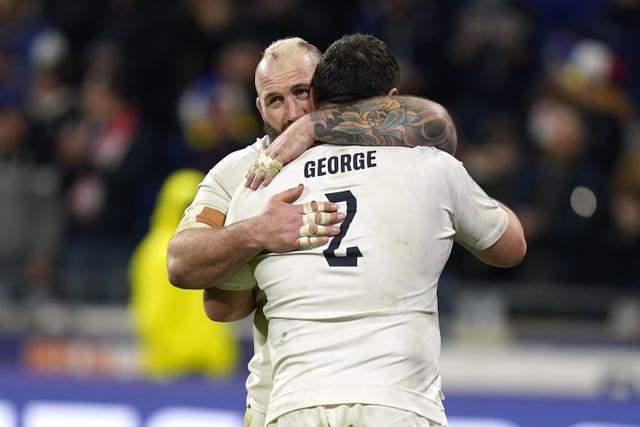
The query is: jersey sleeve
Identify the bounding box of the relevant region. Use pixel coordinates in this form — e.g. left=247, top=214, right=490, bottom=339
left=176, top=145, right=259, bottom=232
left=440, top=154, right=508, bottom=251
left=214, top=263, right=257, bottom=291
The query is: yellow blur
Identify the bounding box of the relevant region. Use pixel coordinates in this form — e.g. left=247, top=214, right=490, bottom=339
left=128, top=169, right=238, bottom=378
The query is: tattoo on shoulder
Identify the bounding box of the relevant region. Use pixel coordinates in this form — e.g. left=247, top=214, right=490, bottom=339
left=310, top=96, right=457, bottom=154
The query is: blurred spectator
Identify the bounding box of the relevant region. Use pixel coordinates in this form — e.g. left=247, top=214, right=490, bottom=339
left=0, top=92, right=63, bottom=303
left=451, top=33, right=631, bottom=288
left=40, top=0, right=110, bottom=53
left=543, top=34, right=633, bottom=116
left=433, top=0, right=536, bottom=283
left=527, top=0, right=609, bottom=35
left=599, top=0, right=640, bottom=110
left=172, top=0, right=261, bottom=115
left=463, top=113, right=525, bottom=200
left=55, top=41, right=156, bottom=303
left=25, top=28, right=76, bottom=165
left=0, top=0, right=51, bottom=99
left=0, top=0, right=633, bottom=313
left=102, top=0, right=193, bottom=121
left=608, top=126, right=640, bottom=287
left=174, top=39, right=261, bottom=172
left=509, top=95, right=612, bottom=284
left=445, top=113, right=528, bottom=283
left=128, top=168, right=239, bottom=379
left=542, top=35, right=634, bottom=173
left=247, top=0, right=341, bottom=49
left=442, top=0, right=535, bottom=141
left=350, top=0, right=456, bottom=98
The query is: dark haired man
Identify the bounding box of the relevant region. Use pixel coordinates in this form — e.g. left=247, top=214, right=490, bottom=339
left=215, top=34, right=526, bottom=426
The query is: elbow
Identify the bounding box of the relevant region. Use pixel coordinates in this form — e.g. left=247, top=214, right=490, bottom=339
left=487, top=205, right=527, bottom=268
left=495, top=236, right=527, bottom=268
left=166, top=238, right=186, bottom=288
left=506, top=222, right=528, bottom=267
left=166, top=254, right=190, bottom=289
left=515, top=237, right=527, bottom=266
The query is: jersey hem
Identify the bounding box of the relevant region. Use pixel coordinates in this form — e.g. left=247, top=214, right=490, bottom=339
left=266, top=385, right=444, bottom=426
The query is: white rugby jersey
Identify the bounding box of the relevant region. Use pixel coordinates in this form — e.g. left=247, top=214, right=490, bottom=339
left=177, top=136, right=267, bottom=231
left=175, top=136, right=272, bottom=416
left=223, top=144, right=508, bottom=425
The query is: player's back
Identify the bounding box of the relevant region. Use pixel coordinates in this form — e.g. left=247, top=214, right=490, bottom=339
left=230, top=144, right=459, bottom=319
left=226, top=144, right=464, bottom=424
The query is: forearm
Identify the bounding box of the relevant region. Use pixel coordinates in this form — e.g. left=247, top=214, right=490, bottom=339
left=245, top=96, right=457, bottom=188
left=309, top=96, right=457, bottom=154
left=167, top=219, right=262, bottom=290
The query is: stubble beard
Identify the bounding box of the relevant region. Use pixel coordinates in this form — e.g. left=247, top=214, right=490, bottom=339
left=264, top=121, right=292, bottom=144
left=264, top=122, right=279, bottom=143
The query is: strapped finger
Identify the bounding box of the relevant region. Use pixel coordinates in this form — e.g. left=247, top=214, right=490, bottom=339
left=302, top=212, right=316, bottom=225
left=299, top=224, right=326, bottom=237
left=316, top=212, right=333, bottom=225
left=257, top=153, right=282, bottom=174
left=314, top=201, right=332, bottom=212
left=266, top=158, right=283, bottom=176
left=302, top=200, right=336, bottom=213
left=298, top=236, right=319, bottom=250
left=302, top=201, right=315, bottom=214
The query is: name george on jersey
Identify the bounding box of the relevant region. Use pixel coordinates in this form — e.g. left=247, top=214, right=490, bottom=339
left=304, top=150, right=377, bottom=178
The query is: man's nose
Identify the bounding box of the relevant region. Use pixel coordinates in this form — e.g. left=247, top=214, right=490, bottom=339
left=284, top=97, right=304, bottom=121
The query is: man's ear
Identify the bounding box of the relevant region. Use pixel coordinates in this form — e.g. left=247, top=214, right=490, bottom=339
left=387, top=88, right=399, bottom=96
left=255, top=97, right=264, bottom=118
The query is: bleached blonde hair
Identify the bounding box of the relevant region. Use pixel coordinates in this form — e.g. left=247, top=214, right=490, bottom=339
left=263, top=37, right=320, bottom=59
left=254, top=37, right=322, bottom=90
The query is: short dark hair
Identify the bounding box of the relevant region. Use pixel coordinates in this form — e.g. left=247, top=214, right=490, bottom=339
left=312, top=34, right=400, bottom=106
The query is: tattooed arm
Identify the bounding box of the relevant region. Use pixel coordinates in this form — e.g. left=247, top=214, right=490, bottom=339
left=245, top=95, right=457, bottom=189
left=311, top=96, right=456, bottom=154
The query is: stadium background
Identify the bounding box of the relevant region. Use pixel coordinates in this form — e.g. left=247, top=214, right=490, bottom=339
left=0, top=0, right=639, bottom=426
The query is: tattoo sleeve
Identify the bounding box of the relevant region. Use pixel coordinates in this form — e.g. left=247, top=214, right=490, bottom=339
left=308, top=96, right=457, bottom=155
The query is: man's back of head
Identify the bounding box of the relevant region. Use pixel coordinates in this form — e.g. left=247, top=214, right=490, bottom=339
left=312, top=33, right=400, bottom=107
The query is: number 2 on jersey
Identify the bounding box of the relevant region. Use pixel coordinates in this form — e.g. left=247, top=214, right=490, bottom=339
left=323, top=190, right=363, bottom=267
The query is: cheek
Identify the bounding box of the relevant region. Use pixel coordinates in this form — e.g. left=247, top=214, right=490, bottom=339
left=262, top=108, right=284, bottom=130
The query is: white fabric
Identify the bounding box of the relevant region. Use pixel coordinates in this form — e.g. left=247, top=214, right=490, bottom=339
left=267, top=404, right=445, bottom=427
left=226, top=145, right=508, bottom=425
left=244, top=395, right=267, bottom=427
left=175, top=136, right=272, bottom=415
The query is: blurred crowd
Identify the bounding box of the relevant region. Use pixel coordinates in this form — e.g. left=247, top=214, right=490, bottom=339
left=0, top=0, right=639, bottom=307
